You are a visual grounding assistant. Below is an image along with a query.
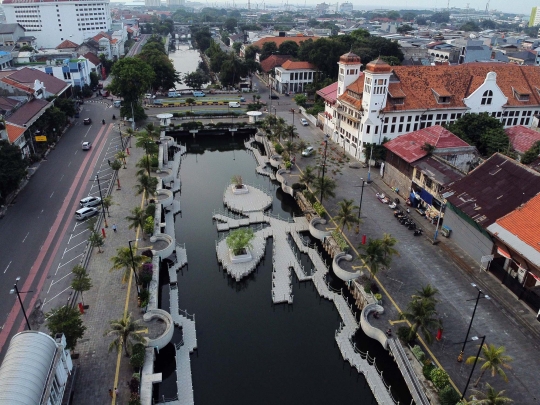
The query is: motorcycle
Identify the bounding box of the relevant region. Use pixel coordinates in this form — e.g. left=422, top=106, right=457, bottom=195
left=102, top=119, right=105, bottom=125
left=376, top=192, right=389, bottom=204
left=389, top=201, right=397, bottom=209
left=414, top=229, right=423, bottom=236
left=408, top=222, right=416, bottom=230
left=393, top=210, right=403, bottom=217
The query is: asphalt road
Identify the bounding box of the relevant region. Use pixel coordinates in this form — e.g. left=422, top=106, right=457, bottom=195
left=0, top=99, right=114, bottom=361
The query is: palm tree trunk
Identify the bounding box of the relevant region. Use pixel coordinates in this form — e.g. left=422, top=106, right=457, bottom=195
left=474, top=369, right=486, bottom=387
left=80, top=292, right=85, bottom=306
left=124, top=339, right=130, bottom=357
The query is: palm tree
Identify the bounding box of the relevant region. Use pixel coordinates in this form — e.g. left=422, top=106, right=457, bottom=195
left=297, top=139, right=307, bottom=153
left=103, top=313, right=146, bottom=357
left=102, top=196, right=114, bottom=217
left=314, top=176, right=336, bottom=203
left=399, top=296, right=441, bottom=344
left=135, top=174, right=158, bottom=201
left=466, top=343, right=513, bottom=387
left=286, top=124, right=298, bottom=141
left=110, top=246, right=148, bottom=280
left=412, top=284, right=440, bottom=304
left=144, top=123, right=159, bottom=139
left=380, top=233, right=399, bottom=265
left=116, top=150, right=127, bottom=168
left=359, top=238, right=388, bottom=279
left=88, top=230, right=104, bottom=253
left=111, top=160, right=122, bottom=187
left=136, top=155, right=153, bottom=176
left=274, top=118, right=287, bottom=141
left=469, top=383, right=513, bottom=405
left=300, top=165, right=316, bottom=188
left=71, top=265, right=92, bottom=306
left=284, top=140, right=297, bottom=157
left=135, top=134, right=159, bottom=155
left=125, top=206, right=146, bottom=232
left=334, top=199, right=360, bottom=234
left=185, top=97, right=196, bottom=118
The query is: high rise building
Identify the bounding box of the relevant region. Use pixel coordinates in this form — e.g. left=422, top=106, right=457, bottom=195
left=339, top=2, right=353, bottom=14
left=2, top=0, right=112, bottom=49
left=166, top=0, right=185, bottom=6
left=529, top=6, right=540, bottom=26
left=145, top=0, right=161, bottom=7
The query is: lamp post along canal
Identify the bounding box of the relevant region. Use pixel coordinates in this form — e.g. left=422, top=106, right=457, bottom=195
left=319, top=136, right=329, bottom=202
left=128, top=239, right=141, bottom=296
left=461, top=335, right=486, bottom=401
left=458, top=283, right=489, bottom=362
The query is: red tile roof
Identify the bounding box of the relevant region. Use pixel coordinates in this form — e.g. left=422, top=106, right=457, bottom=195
left=252, top=35, right=317, bottom=48
left=6, top=123, right=25, bottom=144
left=316, top=82, right=338, bottom=104
left=280, top=60, right=316, bottom=70
left=505, top=125, right=540, bottom=154
left=6, top=98, right=49, bottom=127
left=7, top=67, right=69, bottom=95
left=82, top=52, right=100, bottom=66
left=383, top=125, right=470, bottom=163
left=260, top=54, right=291, bottom=73
left=495, top=193, right=540, bottom=254
left=56, top=39, right=79, bottom=49
left=340, top=63, right=540, bottom=113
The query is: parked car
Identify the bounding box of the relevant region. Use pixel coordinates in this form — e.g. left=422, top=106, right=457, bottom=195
left=79, top=196, right=101, bottom=208
left=83, top=118, right=92, bottom=125
left=229, top=101, right=241, bottom=108
left=168, top=91, right=179, bottom=98
left=82, top=141, right=92, bottom=150
left=302, top=146, right=314, bottom=157
left=75, top=207, right=98, bottom=221
left=145, top=93, right=156, bottom=99
left=300, top=118, right=309, bottom=126
left=193, top=91, right=206, bottom=97
left=113, top=100, right=122, bottom=108
left=75, top=112, right=80, bottom=118
left=270, top=95, right=279, bottom=100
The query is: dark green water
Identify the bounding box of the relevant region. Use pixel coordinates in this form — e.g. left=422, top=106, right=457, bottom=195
left=153, top=135, right=411, bottom=404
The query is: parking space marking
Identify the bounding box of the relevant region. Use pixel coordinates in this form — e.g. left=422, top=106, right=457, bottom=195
left=62, top=240, right=87, bottom=257
left=50, top=270, right=75, bottom=290
left=42, top=286, right=72, bottom=309
left=54, top=253, right=83, bottom=275
left=68, top=229, right=89, bottom=243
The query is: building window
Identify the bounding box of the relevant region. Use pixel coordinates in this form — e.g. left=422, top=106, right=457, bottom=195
left=481, top=90, right=493, bottom=105
left=424, top=177, right=433, bottom=188
left=415, top=170, right=421, bottom=180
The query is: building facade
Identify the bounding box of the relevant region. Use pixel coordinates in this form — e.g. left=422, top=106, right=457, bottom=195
left=273, top=60, right=318, bottom=94
left=34, top=57, right=91, bottom=89
left=317, top=53, right=540, bottom=163
left=530, top=6, right=540, bottom=27
left=2, top=0, right=112, bottom=49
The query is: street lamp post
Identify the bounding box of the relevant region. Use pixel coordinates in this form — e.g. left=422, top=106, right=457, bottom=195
left=357, top=178, right=366, bottom=219
left=367, top=143, right=373, bottom=182
left=458, top=283, right=490, bottom=362
left=461, top=335, right=486, bottom=401
left=10, top=277, right=31, bottom=330
left=319, top=135, right=329, bottom=202
left=94, top=174, right=108, bottom=228
left=128, top=240, right=141, bottom=296
left=144, top=141, right=151, bottom=175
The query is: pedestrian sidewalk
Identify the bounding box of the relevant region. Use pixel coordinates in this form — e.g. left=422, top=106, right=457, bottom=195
left=71, top=134, right=149, bottom=405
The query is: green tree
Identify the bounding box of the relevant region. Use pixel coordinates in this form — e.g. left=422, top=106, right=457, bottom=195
left=380, top=233, right=399, bottom=266
left=89, top=230, right=105, bottom=253
left=224, top=17, right=238, bottom=31
left=103, top=313, right=146, bottom=357
left=359, top=238, right=387, bottom=279
left=520, top=140, right=540, bottom=165
left=412, top=284, right=440, bottom=304
left=50, top=97, right=77, bottom=117
left=135, top=174, right=158, bottom=201
left=110, top=246, right=148, bottom=280
left=260, top=41, right=278, bottom=60
left=469, top=383, right=513, bottom=405
left=430, top=11, right=450, bottom=23
left=0, top=140, right=28, bottom=203
left=108, top=58, right=155, bottom=122
left=466, top=343, right=513, bottom=387
left=46, top=305, right=86, bottom=350
left=445, top=113, right=509, bottom=157
left=111, top=159, right=122, bottom=187
left=183, top=70, right=210, bottom=89
left=278, top=40, right=299, bottom=56
left=244, top=45, right=260, bottom=60
left=460, top=21, right=480, bottom=31
left=313, top=176, right=336, bottom=203
left=300, top=165, right=316, bottom=187
left=399, top=297, right=441, bottom=344
left=283, top=140, right=298, bottom=157
left=137, top=47, right=181, bottom=93
left=19, top=45, right=35, bottom=52
left=126, top=206, right=147, bottom=232
left=89, top=71, right=100, bottom=88
left=226, top=228, right=255, bottom=255
left=334, top=198, right=360, bottom=234
left=116, top=150, right=127, bottom=168
left=294, top=94, right=307, bottom=107
left=232, top=42, right=242, bottom=54
left=102, top=195, right=114, bottom=217
left=71, top=265, right=92, bottom=305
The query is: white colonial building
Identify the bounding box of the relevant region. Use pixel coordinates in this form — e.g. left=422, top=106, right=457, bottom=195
left=2, top=0, right=112, bottom=49
left=317, top=52, right=540, bottom=162
left=273, top=60, right=318, bottom=94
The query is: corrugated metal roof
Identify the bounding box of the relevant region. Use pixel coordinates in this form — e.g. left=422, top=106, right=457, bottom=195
left=0, top=331, right=58, bottom=405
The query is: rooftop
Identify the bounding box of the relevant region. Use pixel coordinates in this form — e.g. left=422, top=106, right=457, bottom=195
left=316, top=81, right=338, bottom=104
left=6, top=98, right=49, bottom=127
left=505, top=125, right=540, bottom=154
left=8, top=67, right=70, bottom=95
left=252, top=35, right=317, bottom=48
left=445, top=153, right=540, bottom=228
left=260, top=54, right=291, bottom=73
left=411, top=156, right=465, bottom=186
left=383, top=125, right=470, bottom=163
left=279, top=60, right=317, bottom=70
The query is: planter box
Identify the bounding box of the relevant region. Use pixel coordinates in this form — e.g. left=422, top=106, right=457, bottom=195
left=230, top=249, right=253, bottom=263
left=231, top=185, right=249, bottom=195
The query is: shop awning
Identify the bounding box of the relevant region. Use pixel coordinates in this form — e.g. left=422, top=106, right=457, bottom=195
left=529, top=272, right=540, bottom=283
left=497, top=246, right=511, bottom=259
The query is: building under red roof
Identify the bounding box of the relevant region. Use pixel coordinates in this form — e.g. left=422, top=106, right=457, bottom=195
left=316, top=82, right=339, bottom=104
left=260, top=54, right=291, bottom=73
left=280, top=60, right=317, bottom=70
left=383, top=125, right=470, bottom=163
left=505, top=125, right=540, bottom=154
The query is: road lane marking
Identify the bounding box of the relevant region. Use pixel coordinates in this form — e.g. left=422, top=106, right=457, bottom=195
left=68, top=161, right=72, bottom=167
left=3, top=261, right=12, bottom=274
left=50, top=191, right=54, bottom=198
left=74, top=150, right=78, bottom=155
left=59, top=174, right=64, bottom=182
left=22, top=232, right=30, bottom=243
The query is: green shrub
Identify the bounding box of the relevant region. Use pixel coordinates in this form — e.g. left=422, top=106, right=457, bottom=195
left=274, top=143, right=284, bottom=154
left=129, top=343, right=146, bottom=369
left=430, top=368, right=450, bottom=390
left=145, top=203, right=156, bottom=218
left=331, top=229, right=349, bottom=251
left=411, top=345, right=425, bottom=363
left=303, top=190, right=316, bottom=204
left=291, top=183, right=306, bottom=191
left=313, top=202, right=326, bottom=217
left=423, top=363, right=436, bottom=380
left=374, top=293, right=382, bottom=301
left=397, top=326, right=413, bottom=343
left=144, top=216, right=154, bottom=236
left=439, top=385, right=461, bottom=405
left=284, top=161, right=292, bottom=169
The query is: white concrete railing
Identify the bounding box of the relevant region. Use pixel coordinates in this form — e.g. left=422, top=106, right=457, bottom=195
left=333, top=252, right=362, bottom=282
left=360, top=303, right=388, bottom=350
left=143, top=309, right=174, bottom=350
left=308, top=217, right=332, bottom=240
left=276, top=168, right=295, bottom=197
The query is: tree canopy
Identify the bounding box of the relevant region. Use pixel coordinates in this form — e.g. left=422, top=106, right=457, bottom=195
left=137, top=46, right=180, bottom=92
left=46, top=305, right=86, bottom=350
left=183, top=70, right=210, bottom=89
left=0, top=140, right=28, bottom=203
left=445, top=113, right=510, bottom=157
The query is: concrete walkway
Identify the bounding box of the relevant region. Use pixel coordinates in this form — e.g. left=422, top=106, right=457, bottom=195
left=268, top=90, right=540, bottom=403
left=70, top=134, right=150, bottom=405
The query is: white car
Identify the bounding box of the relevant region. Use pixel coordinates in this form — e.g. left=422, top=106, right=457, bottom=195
left=145, top=93, right=156, bottom=99
left=300, top=118, right=309, bottom=126
left=82, top=141, right=92, bottom=150
left=79, top=196, right=101, bottom=208
left=302, top=146, right=314, bottom=157
left=75, top=207, right=98, bottom=221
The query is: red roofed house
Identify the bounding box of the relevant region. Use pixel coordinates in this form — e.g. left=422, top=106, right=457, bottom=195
left=273, top=60, right=319, bottom=94
left=382, top=125, right=477, bottom=214
left=505, top=125, right=540, bottom=160
left=240, top=35, right=318, bottom=59
left=486, top=193, right=540, bottom=311
left=318, top=51, right=540, bottom=163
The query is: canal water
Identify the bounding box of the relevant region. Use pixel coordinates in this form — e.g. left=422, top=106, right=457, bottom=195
left=152, top=135, right=412, bottom=404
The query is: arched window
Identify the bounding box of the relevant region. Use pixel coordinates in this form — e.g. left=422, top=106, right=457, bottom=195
left=481, top=90, right=493, bottom=105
